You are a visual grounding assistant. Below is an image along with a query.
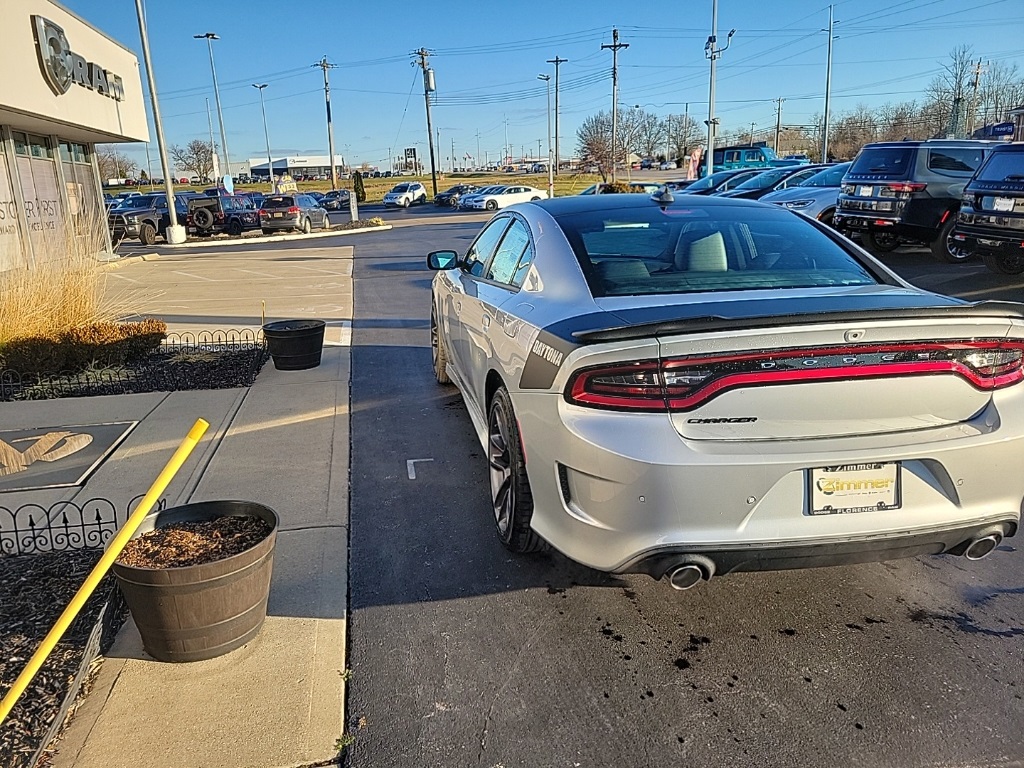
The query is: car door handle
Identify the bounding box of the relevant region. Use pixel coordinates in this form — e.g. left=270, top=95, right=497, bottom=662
left=455, top=300, right=462, bottom=313
left=482, top=314, right=491, bottom=330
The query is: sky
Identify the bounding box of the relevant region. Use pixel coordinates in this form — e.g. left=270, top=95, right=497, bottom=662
left=63, top=0, right=1024, bottom=171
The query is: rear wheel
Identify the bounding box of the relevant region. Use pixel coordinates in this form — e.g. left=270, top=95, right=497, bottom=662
left=138, top=222, right=157, bottom=245
left=302, top=218, right=312, bottom=234
left=418, top=194, right=427, bottom=205
left=982, top=251, right=1024, bottom=275
left=931, top=217, right=972, bottom=263
left=430, top=306, right=450, bottom=384
left=261, top=228, right=273, bottom=235
left=487, top=387, right=543, bottom=553
left=864, top=229, right=900, bottom=253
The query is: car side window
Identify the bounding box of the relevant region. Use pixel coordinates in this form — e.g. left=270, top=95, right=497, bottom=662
left=486, top=219, right=531, bottom=285
left=928, top=148, right=985, bottom=175
left=463, top=218, right=511, bottom=278
left=511, top=240, right=535, bottom=289
left=743, top=150, right=760, bottom=162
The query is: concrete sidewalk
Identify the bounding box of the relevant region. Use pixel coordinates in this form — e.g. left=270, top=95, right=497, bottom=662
left=1, top=241, right=355, bottom=767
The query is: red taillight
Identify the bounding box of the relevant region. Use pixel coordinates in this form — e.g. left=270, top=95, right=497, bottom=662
left=564, top=341, right=1024, bottom=412
left=214, top=212, right=224, bottom=223
left=287, top=206, right=300, bottom=214
left=886, top=182, right=926, bottom=193
left=259, top=209, right=268, bottom=217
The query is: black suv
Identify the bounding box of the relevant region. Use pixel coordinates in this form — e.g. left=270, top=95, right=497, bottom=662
left=108, top=192, right=196, bottom=245
left=953, top=143, right=1024, bottom=275
left=434, top=184, right=477, bottom=207
left=187, top=195, right=260, bottom=237
left=835, top=140, right=996, bottom=262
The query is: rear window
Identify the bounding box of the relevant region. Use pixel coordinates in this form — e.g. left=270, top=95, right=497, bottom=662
left=927, top=147, right=985, bottom=175
left=734, top=168, right=788, bottom=190
left=263, top=197, right=294, bottom=208
left=849, top=147, right=915, bottom=177
left=555, top=205, right=879, bottom=297
left=801, top=163, right=851, bottom=187
left=975, top=152, right=1024, bottom=182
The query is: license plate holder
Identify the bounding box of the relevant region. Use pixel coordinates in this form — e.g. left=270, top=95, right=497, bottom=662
left=994, top=197, right=1014, bottom=212
left=273, top=212, right=283, bottom=218
left=808, top=462, right=901, bottom=515
left=857, top=185, right=874, bottom=197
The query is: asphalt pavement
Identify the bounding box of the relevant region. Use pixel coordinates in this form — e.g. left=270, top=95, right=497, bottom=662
left=344, top=223, right=1024, bottom=767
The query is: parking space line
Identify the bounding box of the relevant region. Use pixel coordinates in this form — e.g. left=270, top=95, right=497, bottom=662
left=172, top=270, right=216, bottom=282
left=406, top=458, right=433, bottom=479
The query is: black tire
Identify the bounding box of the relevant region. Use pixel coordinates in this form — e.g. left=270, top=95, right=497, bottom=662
left=931, top=216, right=972, bottom=263
left=430, top=305, right=451, bottom=384
left=487, top=387, right=543, bottom=553
left=226, top=219, right=243, bottom=236
left=418, top=194, right=427, bottom=205
left=817, top=209, right=835, bottom=228
left=138, top=222, right=157, bottom=246
left=485, top=199, right=498, bottom=211
left=192, top=207, right=214, bottom=230
left=982, top=251, right=1024, bottom=275
left=530, top=196, right=541, bottom=201
left=302, top=218, right=312, bottom=234
left=864, top=229, right=899, bottom=253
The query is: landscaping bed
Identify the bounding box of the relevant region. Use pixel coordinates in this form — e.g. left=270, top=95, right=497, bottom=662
left=0, top=550, right=125, bottom=768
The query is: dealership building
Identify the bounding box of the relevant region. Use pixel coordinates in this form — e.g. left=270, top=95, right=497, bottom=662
left=248, top=155, right=346, bottom=180
left=1, top=0, right=147, bottom=270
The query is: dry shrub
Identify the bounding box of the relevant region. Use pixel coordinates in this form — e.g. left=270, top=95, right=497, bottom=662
left=0, top=211, right=166, bottom=375
left=0, top=211, right=114, bottom=346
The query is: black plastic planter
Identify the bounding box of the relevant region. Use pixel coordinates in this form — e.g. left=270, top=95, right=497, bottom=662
left=262, top=319, right=326, bottom=370
left=111, top=500, right=278, bottom=663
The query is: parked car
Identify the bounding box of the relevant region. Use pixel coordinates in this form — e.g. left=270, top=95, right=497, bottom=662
left=664, top=179, right=697, bottom=192
left=107, top=192, right=197, bottom=245
left=697, top=143, right=779, bottom=177
left=659, top=161, right=678, bottom=170
left=258, top=194, right=331, bottom=234
left=320, top=189, right=351, bottom=211
left=435, top=184, right=478, bottom=207
left=578, top=182, right=662, bottom=195
left=760, top=162, right=853, bottom=226
left=714, top=164, right=826, bottom=200
left=187, top=195, right=260, bottom=237
left=458, top=185, right=507, bottom=210
left=307, top=190, right=326, bottom=201
left=463, top=185, right=547, bottom=211
left=682, top=168, right=767, bottom=196
left=952, top=143, right=1024, bottom=275
left=783, top=153, right=812, bottom=163
left=834, top=139, right=996, bottom=262
left=238, top=191, right=265, bottom=210
left=425, top=193, right=1024, bottom=587
left=383, top=182, right=428, bottom=208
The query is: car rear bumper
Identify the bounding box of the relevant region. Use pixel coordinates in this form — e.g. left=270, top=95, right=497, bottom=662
left=513, top=390, right=1024, bottom=573
left=260, top=216, right=301, bottom=229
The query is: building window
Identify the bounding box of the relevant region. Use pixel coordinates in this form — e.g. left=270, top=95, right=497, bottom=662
left=13, top=132, right=28, bottom=156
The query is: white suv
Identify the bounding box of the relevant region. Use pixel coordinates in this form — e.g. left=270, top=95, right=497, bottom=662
left=383, top=182, right=428, bottom=208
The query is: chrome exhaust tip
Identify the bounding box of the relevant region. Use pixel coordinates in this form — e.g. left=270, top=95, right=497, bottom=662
left=668, top=564, right=705, bottom=591
left=965, top=533, right=1002, bottom=561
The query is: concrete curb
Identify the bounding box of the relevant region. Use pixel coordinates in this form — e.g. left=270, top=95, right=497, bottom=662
left=162, top=223, right=392, bottom=249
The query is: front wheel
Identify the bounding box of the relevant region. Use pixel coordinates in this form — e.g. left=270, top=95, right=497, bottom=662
left=982, top=251, right=1024, bottom=275
left=931, top=217, right=972, bottom=263
left=487, top=387, right=543, bottom=553
left=864, top=229, right=900, bottom=253
left=138, top=222, right=157, bottom=245
left=401, top=197, right=410, bottom=208
left=430, top=306, right=451, bottom=384
left=485, top=200, right=498, bottom=211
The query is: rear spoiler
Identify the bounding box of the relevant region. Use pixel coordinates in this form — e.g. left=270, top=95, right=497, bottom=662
left=572, top=301, right=1024, bottom=344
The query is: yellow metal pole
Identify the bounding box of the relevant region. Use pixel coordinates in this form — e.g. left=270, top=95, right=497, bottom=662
left=0, top=418, right=210, bottom=725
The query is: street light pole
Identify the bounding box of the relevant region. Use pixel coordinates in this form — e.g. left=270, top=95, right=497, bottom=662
left=137, top=0, right=183, bottom=243
left=704, top=0, right=735, bottom=178
left=538, top=73, right=553, bottom=199
left=194, top=33, right=230, bottom=181
left=822, top=4, right=835, bottom=162
left=252, top=84, right=275, bottom=193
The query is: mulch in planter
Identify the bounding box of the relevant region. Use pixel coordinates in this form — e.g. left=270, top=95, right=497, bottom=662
left=0, top=550, right=119, bottom=768
left=117, top=516, right=273, bottom=569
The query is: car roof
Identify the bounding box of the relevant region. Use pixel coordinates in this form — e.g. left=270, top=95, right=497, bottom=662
left=532, top=191, right=770, bottom=216
left=861, top=139, right=1002, bottom=149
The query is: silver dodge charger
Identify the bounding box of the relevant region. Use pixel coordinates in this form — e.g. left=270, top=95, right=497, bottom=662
left=427, top=193, right=1024, bottom=590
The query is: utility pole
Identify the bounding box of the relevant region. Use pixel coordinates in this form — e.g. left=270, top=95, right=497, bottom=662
left=436, top=126, right=441, bottom=176
left=252, top=84, right=275, bottom=193
left=547, top=55, right=568, bottom=175
left=475, top=130, right=481, bottom=170
left=414, top=48, right=439, bottom=196
left=451, top=137, right=456, bottom=172
left=313, top=56, right=340, bottom=190
left=749, top=122, right=756, bottom=146
left=602, top=29, right=628, bottom=183
left=538, top=73, right=553, bottom=198
left=704, top=1, right=736, bottom=178
left=503, top=116, right=509, bottom=165
left=822, top=5, right=836, bottom=162
left=968, top=58, right=985, bottom=136
left=194, top=33, right=230, bottom=180
left=773, top=97, right=786, bottom=153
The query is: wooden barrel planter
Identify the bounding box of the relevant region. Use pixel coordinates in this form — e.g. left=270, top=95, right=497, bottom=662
left=261, top=319, right=326, bottom=370
left=111, top=500, right=278, bottom=663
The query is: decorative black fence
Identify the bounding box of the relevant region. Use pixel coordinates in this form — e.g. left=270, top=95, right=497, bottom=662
left=0, top=328, right=268, bottom=402
left=0, top=495, right=165, bottom=557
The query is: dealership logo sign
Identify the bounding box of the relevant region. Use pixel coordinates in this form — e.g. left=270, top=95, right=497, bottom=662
left=32, top=16, right=124, bottom=101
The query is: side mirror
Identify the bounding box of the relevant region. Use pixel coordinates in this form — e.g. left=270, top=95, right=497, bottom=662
left=427, top=250, right=459, bottom=270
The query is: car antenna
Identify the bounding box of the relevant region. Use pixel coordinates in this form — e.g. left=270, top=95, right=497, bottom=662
left=651, top=187, right=674, bottom=207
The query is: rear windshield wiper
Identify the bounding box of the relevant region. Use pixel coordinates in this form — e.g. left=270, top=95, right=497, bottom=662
left=1004, top=174, right=1024, bottom=181
left=867, top=167, right=892, bottom=172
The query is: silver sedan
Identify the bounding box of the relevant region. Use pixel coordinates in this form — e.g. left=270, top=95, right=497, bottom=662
left=427, top=193, right=1024, bottom=589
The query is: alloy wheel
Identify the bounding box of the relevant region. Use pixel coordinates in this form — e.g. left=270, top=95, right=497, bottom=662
left=488, top=403, right=513, bottom=536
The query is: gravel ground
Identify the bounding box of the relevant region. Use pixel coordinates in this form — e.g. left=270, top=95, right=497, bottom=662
left=0, top=550, right=120, bottom=768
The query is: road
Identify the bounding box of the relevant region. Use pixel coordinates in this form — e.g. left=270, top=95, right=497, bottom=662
left=343, top=222, right=1024, bottom=767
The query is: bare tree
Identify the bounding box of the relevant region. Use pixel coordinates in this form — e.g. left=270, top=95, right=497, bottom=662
left=629, top=110, right=664, bottom=159
left=664, top=113, right=702, bottom=162
left=169, top=139, right=215, bottom=181
left=576, top=111, right=613, bottom=180
left=978, top=60, right=1024, bottom=126
left=95, top=145, right=139, bottom=180
left=924, top=45, right=975, bottom=136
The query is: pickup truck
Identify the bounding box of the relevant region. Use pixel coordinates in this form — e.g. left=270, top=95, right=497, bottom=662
left=107, top=192, right=195, bottom=245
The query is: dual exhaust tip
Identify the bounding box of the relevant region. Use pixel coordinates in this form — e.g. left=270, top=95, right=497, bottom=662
left=665, top=532, right=1005, bottom=589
